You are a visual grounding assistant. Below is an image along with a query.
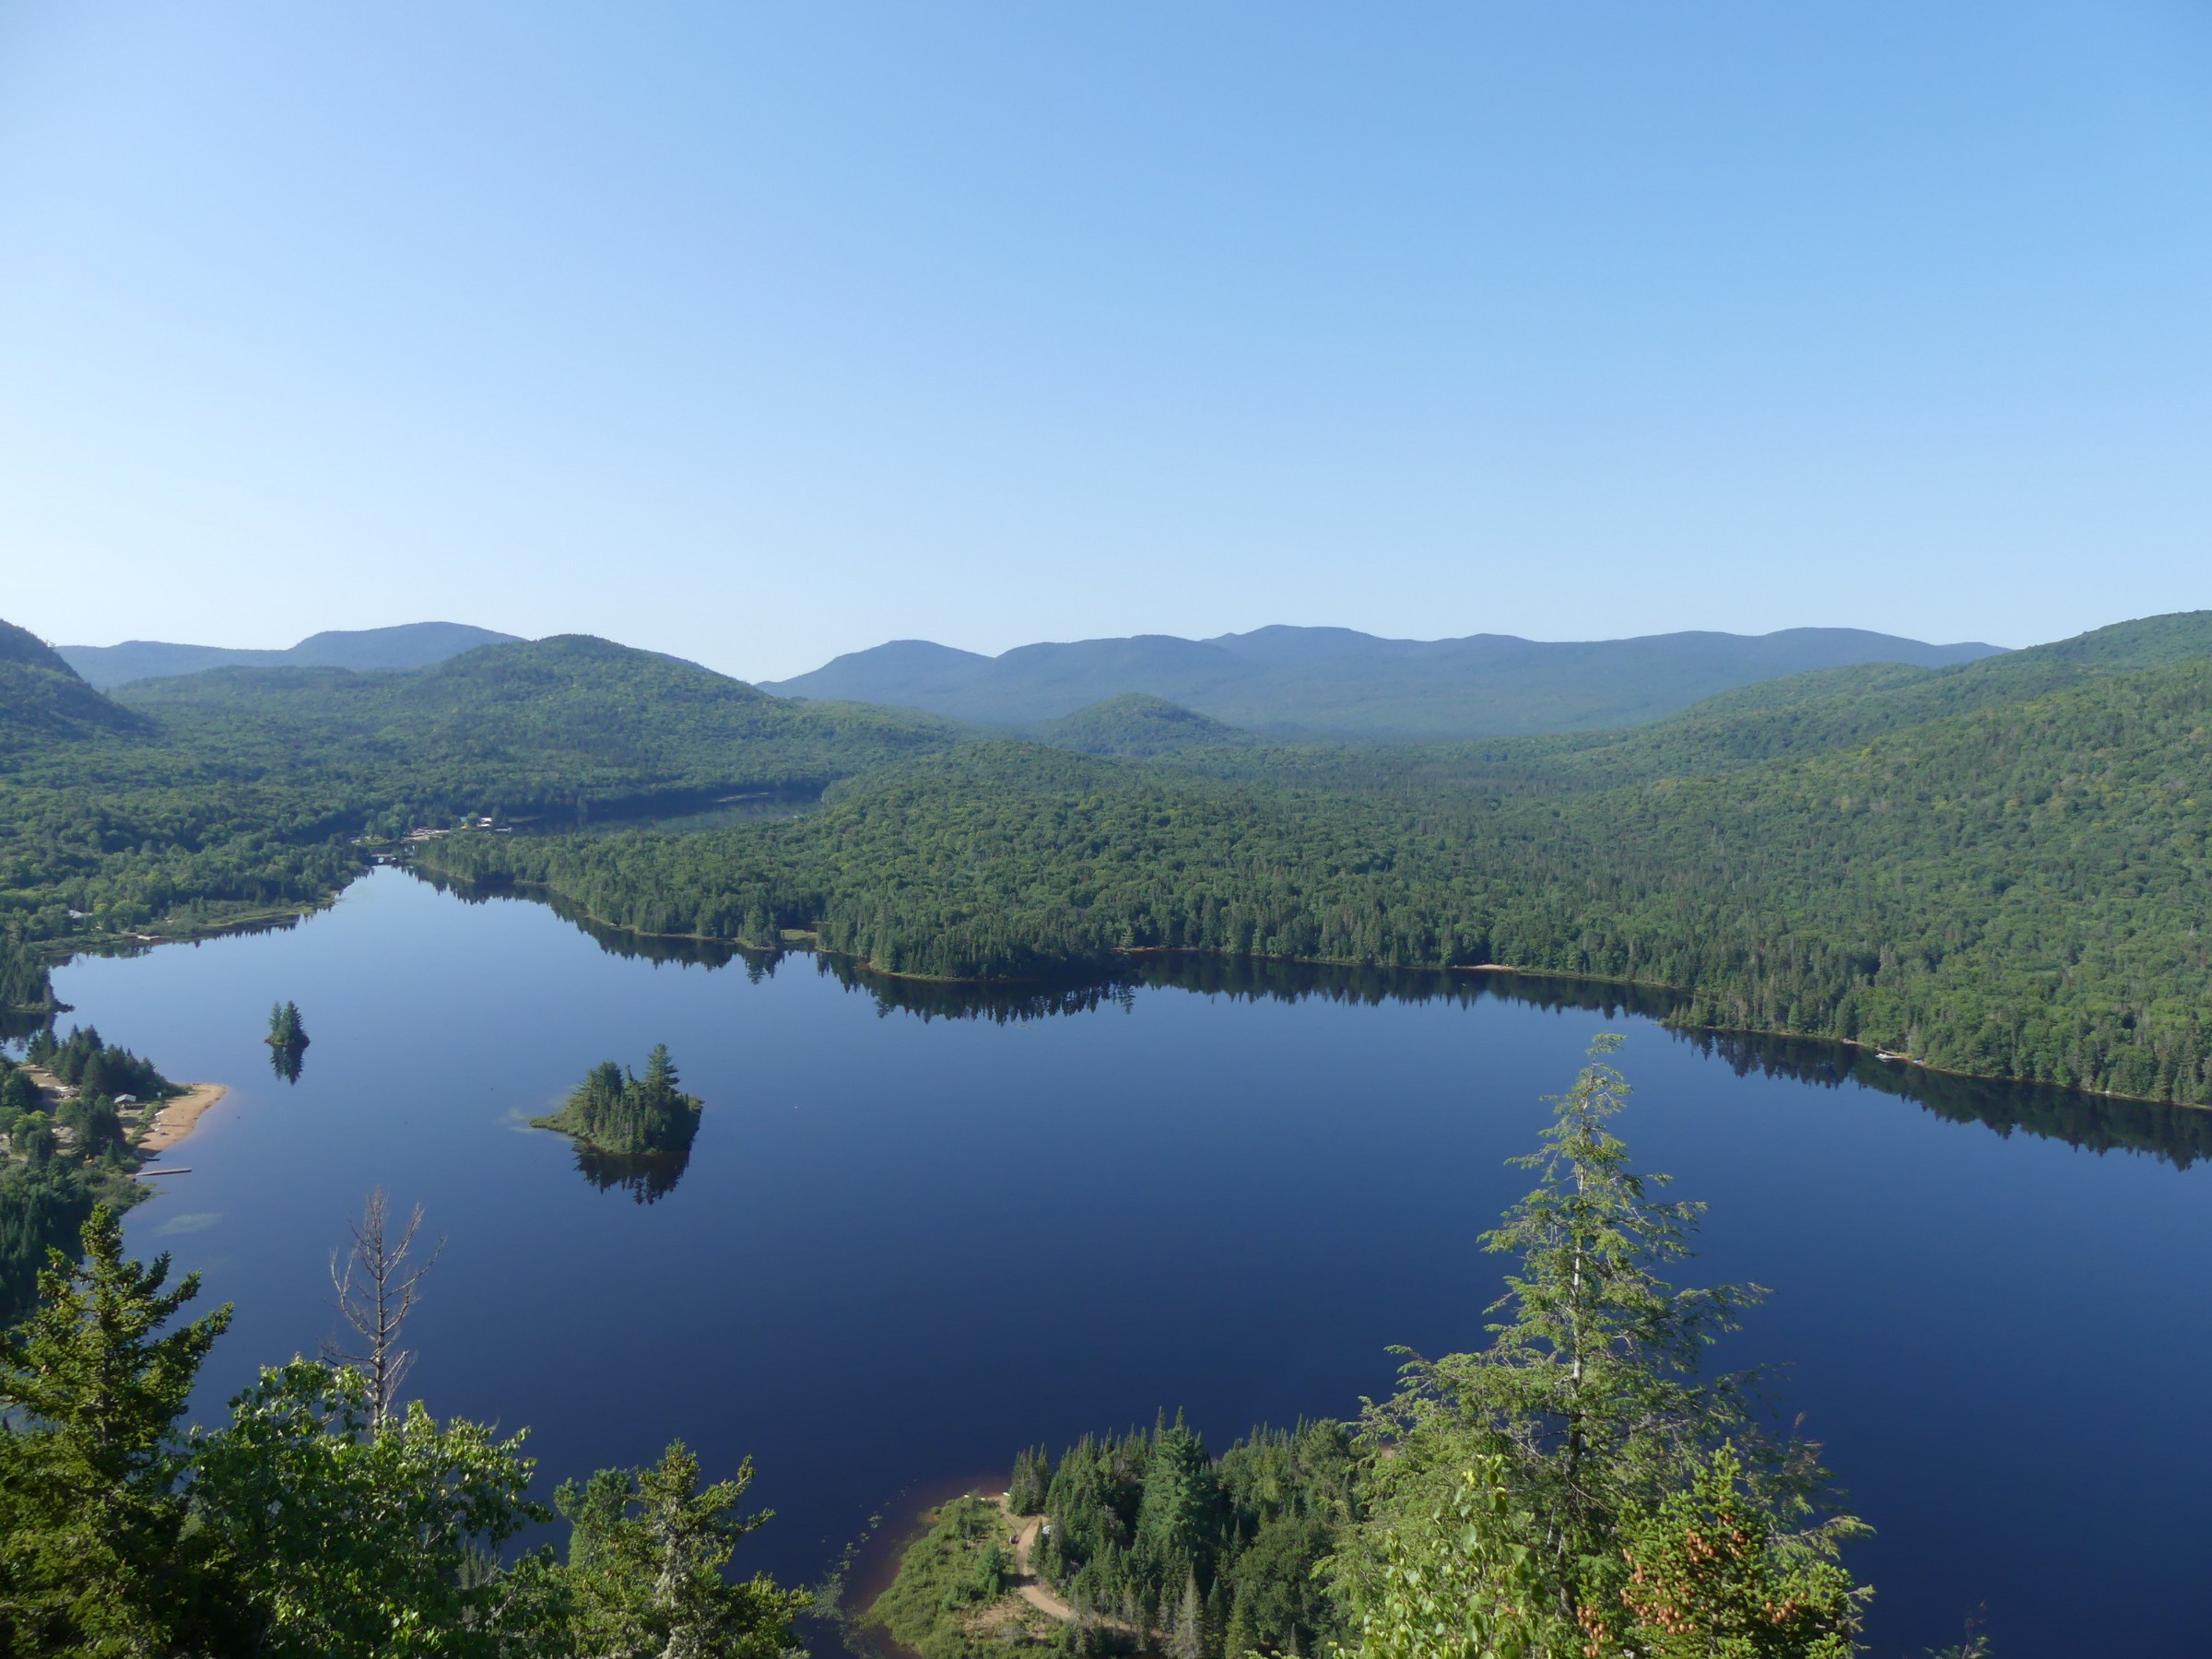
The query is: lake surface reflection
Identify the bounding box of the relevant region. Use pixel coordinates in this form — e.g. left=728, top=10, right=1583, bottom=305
left=35, top=868, right=2212, bottom=1657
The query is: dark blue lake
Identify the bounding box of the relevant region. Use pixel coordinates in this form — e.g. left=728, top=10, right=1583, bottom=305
left=34, top=868, right=2212, bottom=1657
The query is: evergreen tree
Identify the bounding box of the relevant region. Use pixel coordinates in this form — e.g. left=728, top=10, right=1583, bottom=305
left=556, top=1441, right=809, bottom=1659
left=642, top=1041, right=678, bottom=1096
left=1223, top=1588, right=1254, bottom=1659
left=1171, top=1567, right=1206, bottom=1659
left=0, top=1204, right=234, bottom=1655
left=266, top=1000, right=309, bottom=1052
left=1339, top=1040, right=1863, bottom=1652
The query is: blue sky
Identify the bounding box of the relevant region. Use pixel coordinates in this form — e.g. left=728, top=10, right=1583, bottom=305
left=4, top=3, right=2207, bottom=680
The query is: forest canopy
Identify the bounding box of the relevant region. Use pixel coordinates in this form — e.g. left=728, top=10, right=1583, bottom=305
left=11, top=610, right=2212, bottom=1104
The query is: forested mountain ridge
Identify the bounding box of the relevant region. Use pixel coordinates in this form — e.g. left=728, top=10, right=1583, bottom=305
left=116, top=634, right=965, bottom=801
left=58, top=620, right=522, bottom=689
left=764, top=623, right=2004, bottom=737
left=421, top=645, right=2212, bottom=1104
left=0, top=629, right=965, bottom=960
left=1163, top=610, right=2212, bottom=802
left=0, top=620, right=147, bottom=749
left=15, top=605, right=2212, bottom=1103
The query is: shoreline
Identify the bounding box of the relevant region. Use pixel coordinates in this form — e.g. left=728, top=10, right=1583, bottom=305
left=407, top=868, right=2212, bottom=1116
left=136, top=1083, right=229, bottom=1157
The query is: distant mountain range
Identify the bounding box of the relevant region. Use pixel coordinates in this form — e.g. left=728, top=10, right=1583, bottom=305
left=58, top=622, right=522, bottom=689
left=763, top=626, right=2006, bottom=738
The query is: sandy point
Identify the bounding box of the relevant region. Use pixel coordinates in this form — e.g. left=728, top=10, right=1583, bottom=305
left=138, top=1084, right=229, bottom=1156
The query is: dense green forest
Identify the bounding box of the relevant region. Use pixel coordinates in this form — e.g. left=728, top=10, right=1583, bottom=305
left=535, top=1044, right=702, bottom=1157
left=0, top=629, right=964, bottom=971
left=423, top=628, right=2212, bottom=1103
left=0, top=1204, right=808, bottom=1657
left=13, top=609, right=2212, bottom=1113
left=866, top=1047, right=1877, bottom=1659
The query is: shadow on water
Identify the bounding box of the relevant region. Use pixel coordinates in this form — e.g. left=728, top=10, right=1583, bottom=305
left=572, top=1145, right=690, bottom=1205
left=420, top=871, right=2212, bottom=1171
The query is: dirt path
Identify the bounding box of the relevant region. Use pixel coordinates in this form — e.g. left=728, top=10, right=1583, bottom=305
left=1007, top=1512, right=1074, bottom=1620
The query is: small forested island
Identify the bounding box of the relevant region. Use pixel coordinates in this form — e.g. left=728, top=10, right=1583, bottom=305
left=265, top=1000, right=309, bottom=1052
left=533, top=1044, right=702, bottom=1157
left=265, top=1000, right=310, bottom=1083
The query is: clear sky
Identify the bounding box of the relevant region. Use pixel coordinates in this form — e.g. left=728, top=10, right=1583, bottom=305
left=4, top=3, right=2207, bottom=681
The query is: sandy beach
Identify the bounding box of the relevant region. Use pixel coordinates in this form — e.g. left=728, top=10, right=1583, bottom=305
left=137, top=1084, right=229, bottom=1156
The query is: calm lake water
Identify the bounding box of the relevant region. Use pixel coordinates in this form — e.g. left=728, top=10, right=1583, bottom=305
left=32, top=867, right=2212, bottom=1657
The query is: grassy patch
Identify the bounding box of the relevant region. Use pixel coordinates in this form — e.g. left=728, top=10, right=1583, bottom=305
left=865, top=1493, right=1056, bottom=1659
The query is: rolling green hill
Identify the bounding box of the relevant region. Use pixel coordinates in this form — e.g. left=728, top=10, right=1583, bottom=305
left=0, top=629, right=965, bottom=954
left=16, top=605, right=2212, bottom=1104
left=1030, top=693, right=1256, bottom=756
left=0, top=621, right=147, bottom=749
left=117, top=634, right=964, bottom=813
left=424, top=618, right=2212, bottom=1105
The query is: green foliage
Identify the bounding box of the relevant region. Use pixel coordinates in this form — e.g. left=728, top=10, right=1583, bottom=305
left=1035, top=1416, right=1354, bottom=1657
left=0, top=1205, right=233, bottom=1655
left=1603, top=1443, right=1862, bottom=1659
left=1031, top=695, right=1258, bottom=757
left=428, top=640, right=2212, bottom=1102
left=0, top=928, right=52, bottom=1013
left=1008, top=1443, right=1053, bottom=1514
left=865, top=1494, right=1034, bottom=1659
left=266, top=999, right=309, bottom=1052
left=535, top=1044, right=702, bottom=1157
left=0, top=1028, right=171, bottom=1319
left=0, top=629, right=963, bottom=957
left=0, top=618, right=147, bottom=748
left=34, top=1023, right=171, bottom=1101
left=0, top=1205, right=807, bottom=1657
left=1339, top=1043, right=1865, bottom=1653
left=553, top=1441, right=809, bottom=1659
left=189, top=1360, right=545, bottom=1659
left=1325, top=1456, right=1562, bottom=1659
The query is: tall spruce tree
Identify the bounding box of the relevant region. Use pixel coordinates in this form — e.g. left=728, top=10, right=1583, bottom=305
left=1338, top=1039, right=1864, bottom=1653
left=0, top=1205, right=233, bottom=1654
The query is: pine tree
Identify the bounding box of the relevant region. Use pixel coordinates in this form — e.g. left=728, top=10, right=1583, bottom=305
left=1223, top=1588, right=1253, bottom=1659
left=1171, top=1568, right=1206, bottom=1659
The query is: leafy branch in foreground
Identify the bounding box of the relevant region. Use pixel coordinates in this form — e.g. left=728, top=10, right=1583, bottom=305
left=0, top=1201, right=807, bottom=1658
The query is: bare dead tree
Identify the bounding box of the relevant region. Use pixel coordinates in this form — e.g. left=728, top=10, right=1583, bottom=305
left=327, top=1186, right=443, bottom=1432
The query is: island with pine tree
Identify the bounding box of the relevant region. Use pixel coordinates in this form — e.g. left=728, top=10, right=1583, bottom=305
left=532, top=1045, right=702, bottom=1158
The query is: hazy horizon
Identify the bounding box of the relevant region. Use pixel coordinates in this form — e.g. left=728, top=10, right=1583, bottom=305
left=6, top=4, right=2206, bottom=677
left=47, top=613, right=2031, bottom=687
